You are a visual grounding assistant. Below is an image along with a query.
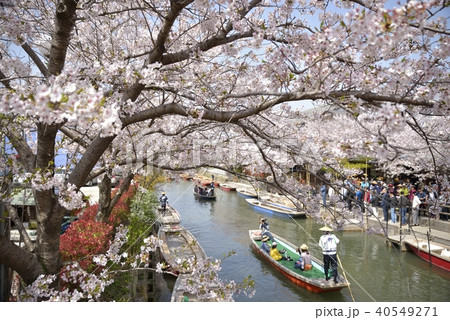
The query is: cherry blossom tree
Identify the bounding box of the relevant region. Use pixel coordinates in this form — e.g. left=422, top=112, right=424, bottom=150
left=0, top=0, right=448, bottom=298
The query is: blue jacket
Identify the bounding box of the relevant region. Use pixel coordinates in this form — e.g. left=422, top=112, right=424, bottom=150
left=260, top=242, right=270, bottom=254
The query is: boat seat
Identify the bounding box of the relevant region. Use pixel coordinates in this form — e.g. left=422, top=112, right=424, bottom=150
left=440, top=250, right=450, bottom=258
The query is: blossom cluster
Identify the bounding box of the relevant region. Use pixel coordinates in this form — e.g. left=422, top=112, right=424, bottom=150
left=20, top=224, right=253, bottom=301
left=30, top=171, right=84, bottom=210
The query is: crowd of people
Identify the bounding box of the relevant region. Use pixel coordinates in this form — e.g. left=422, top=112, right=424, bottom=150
left=319, top=177, right=449, bottom=226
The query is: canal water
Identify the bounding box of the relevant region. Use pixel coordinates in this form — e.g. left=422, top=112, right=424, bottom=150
left=159, top=180, right=450, bottom=302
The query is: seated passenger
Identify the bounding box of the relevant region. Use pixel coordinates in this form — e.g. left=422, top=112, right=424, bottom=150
left=270, top=242, right=283, bottom=261
left=260, top=235, right=270, bottom=254
left=269, top=242, right=292, bottom=261
left=295, top=244, right=313, bottom=271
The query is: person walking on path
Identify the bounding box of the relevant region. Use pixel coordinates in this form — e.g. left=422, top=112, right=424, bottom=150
left=318, top=226, right=340, bottom=284
left=398, top=188, right=410, bottom=226
left=411, top=191, right=421, bottom=226
left=390, top=191, right=398, bottom=223
left=381, top=188, right=390, bottom=221
left=321, top=184, right=327, bottom=207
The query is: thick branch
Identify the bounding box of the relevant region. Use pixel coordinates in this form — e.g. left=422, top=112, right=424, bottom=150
left=0, top=70, right=12, bottom=89
left=3, top=202, right=35, bottom=252
left=2, top=126, right=36, bottom=172
left=47, top=0, right=78, bottom=75
left=0, top=235, right=43, bottom=285
left=21, top=43, right=50, bottom=77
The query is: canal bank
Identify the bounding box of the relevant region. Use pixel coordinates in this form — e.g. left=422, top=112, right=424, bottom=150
left=158, top=180, right=450, bottom=302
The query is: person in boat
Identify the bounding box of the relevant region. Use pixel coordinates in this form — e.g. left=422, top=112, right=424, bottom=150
left=207, top=183, right=214, bottom=196
left=295, top=244, right=313, bottom=271
left=159, top=192, right=168, bottom=214
left=259, top=218, right=274, bottom=241
left=318, top=226, right=340, bottom=283
left=260, top=235, right=271, bottom=254
left=269, top=242, right=292, bottom=261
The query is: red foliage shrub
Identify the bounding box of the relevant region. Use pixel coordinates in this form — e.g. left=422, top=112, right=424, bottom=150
left=59, top=183, right=138, bottom=271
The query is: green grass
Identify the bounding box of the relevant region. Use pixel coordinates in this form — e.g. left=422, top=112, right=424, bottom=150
left=255, top=240, right=326, bottom=279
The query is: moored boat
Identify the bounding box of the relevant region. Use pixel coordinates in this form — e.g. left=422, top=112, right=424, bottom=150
left=236, top=188, right=258, bottom=198
left=158, top=224, right=207, bottom=275
left=246, top=198, right=305, bottom=218
left=219, top=183, right=236, bottom=192
left=404, top=238, right=450, bottom=272
left=156, top=204, right=181, bottom=225
left=260, top=194, right=298, bottom=210
left=248, top=229, right=348, bottom=293
left=180, top=173, right=193, bottom=181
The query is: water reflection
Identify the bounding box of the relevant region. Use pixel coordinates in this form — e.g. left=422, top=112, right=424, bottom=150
left=161, top=180, right=450, bottom=302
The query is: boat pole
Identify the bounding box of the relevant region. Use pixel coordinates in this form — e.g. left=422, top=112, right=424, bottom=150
left=336, top=254, right=355, bottom=302
left=426, top=231, right=432, bottom=266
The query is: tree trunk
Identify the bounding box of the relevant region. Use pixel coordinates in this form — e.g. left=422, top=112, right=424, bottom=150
left=34, top=124, right=65, bottom=276
left=97, top=174, right=112, bottom=223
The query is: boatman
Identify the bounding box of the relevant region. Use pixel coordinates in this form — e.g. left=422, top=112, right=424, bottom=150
left=318, top=225, right=340, bottom=283
left=159, top=192, right=168, bottom=214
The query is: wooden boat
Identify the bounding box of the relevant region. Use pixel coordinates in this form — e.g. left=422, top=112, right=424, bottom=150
left=201, top=180, right=219, bottom=187
left=156, top=204, right=181, bottom=225
left=158, top=224, right=207, bottom=275
left=404, top=238, right=450, bottom=272
left=246, top=198, right=305, bottom=218
left=248, top=229, right=349, bottom=293
left=236, top=188, right=258, bottom=198
left=219, top=183, right=236, bottom=192
left=260, top=194, right=298, bottom=210
left=193, top=186, right=216, bottom=200
left=171, top=273, right=234, bottom=302
left=180, top=173, right=193, bottom=181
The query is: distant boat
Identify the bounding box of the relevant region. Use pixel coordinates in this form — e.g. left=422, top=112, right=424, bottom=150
left=180, top=173, right=193, bottom=181
left=246, top=198, right=305, bottom=218
left=219, top=183, right=236, bottom=192
left=194, top=175, right=220, bottom=187
left=193, top=187, right=217, bottom=200
left=158, top=224, right=207, bottom=275
left=249, top=229, right=349, bottom=293
left=404, top=238, right=450, bottom=272
left=157, top=204, right=181, bottom=225
left=236, top=188, right=258, bottom=198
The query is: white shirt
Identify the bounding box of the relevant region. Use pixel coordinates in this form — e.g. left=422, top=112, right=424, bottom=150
left=319, top=233, right=339, bottom=255
left=412, top=195, right=421, bottom=209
